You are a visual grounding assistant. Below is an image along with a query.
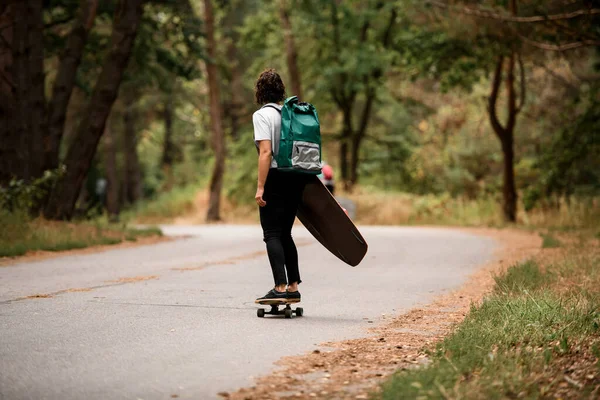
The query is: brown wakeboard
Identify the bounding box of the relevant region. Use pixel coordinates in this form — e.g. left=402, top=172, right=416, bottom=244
left=296, top=176, right=368, bottom=266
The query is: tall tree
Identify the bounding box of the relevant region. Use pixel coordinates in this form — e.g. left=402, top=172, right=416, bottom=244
left=278, top=0, right=302, bottom=100
left=488, top=50, right=523, bottom=221
left=22, top=0, right=46, bottom=180
left=44, top=0, right=99, bottom=173
left=226, top=39, right=244, bottom=140
left=315, top=0, right=397, bottom=190
left=161, top=93, right=175, bottom=168
left=419, top=0, right=600, bottom=221
left=161, top=90, right=177, bottom=191
left=204, top=0, right=226, bottom=222
left=123, top=91, right=143, bottom=204
left=0, top=0, right=114, bottom=188
left=103, top=119, right=120, bottom=221
left=0, top=4, right=17, bottom=185
left=44, top=0, right=145, bottom=220
left=0, top=1, right=47, bottom=183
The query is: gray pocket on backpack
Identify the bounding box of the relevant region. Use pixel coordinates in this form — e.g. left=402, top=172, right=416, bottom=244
left=292, top=141, right=321, bottom=171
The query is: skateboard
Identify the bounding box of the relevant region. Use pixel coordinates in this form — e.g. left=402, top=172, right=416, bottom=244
left=256, top=299, right=303, bottom=319
left=297, top=175, right=368, bottom=266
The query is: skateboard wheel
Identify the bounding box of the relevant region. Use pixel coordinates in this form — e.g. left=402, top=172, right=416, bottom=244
left=257, top=309, right=265, bottom=318
left=295, top=307, right=303, bottom=317
left=284, top=308, right=293, bottom=319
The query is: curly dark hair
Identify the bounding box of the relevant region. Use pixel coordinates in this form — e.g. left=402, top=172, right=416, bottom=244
left=255, top=68, right=286, bottom=105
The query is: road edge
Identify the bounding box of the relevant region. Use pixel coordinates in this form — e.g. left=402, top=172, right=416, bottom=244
left=224, top=227, right=543, bottom=400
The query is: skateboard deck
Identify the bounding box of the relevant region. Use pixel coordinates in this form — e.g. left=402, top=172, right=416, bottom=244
left=255, top=298, right=299, bottom=305
left=297, top=175, right=368, bottom=266
left=256, top=299, right=303, bottom=318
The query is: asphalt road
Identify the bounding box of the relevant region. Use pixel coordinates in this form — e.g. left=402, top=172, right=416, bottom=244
left=0, top=225, right=497, bottom=400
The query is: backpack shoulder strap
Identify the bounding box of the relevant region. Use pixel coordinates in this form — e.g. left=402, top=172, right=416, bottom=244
left=261, top=104, right=282, bottom=114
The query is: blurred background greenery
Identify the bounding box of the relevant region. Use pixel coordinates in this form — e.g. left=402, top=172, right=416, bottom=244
left=1, top=0, right=599, bottom=242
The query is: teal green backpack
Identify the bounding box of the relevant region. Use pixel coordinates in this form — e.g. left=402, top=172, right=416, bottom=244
left=265, top=96, right=322, bottom=175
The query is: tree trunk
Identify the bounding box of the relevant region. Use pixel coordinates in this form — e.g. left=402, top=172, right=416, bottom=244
left=103, top=120, right=119, bottom=221
left=227, top=40, right=243, bottom=140
left=9, top=2, right=31, bottom=181
left=339, top=107, right=352, bottom=191
left=349, top=137, right=360, bottom=190
left=346, top=8, right=395, bottom=188
left=204, top=0, right=225, bottom=222
left=45, top=0, right=98, bottom=172
left=349, top=88, right=376, bottom=187
left=501, top=137, right=517, bottom=221
left=25, top=0, right=46, bottom=179
left=487, top=51, right=520, bottom=222
left=123, top=93, right=142, bottom=203
left=279, top=0, right=302, bottom=100
left=44, top=0, right=145, bottom=220
left=502, top=50, right=518, bottom=222
left=161, top=92, right=175, bottom=191
left=161, top=93, right=175, bottom=168
left=2, top=1, right=45, bottom=183
left=0, top=4, right=18, bottom=185
left=349, top=125, right=366, bottom=188
left=0, top=6, right=12, bottom=98
left=502, top=0, right=519, bottom=222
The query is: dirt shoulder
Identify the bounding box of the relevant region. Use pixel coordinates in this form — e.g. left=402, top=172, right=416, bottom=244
left=224, top=228, right=542, bottom=400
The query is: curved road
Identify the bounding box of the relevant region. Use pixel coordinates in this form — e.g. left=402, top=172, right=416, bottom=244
left=0, top=225, right=496, bottom=400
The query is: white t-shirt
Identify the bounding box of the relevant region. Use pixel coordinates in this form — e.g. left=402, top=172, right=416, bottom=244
left=252, top=103, right=282, bottom=168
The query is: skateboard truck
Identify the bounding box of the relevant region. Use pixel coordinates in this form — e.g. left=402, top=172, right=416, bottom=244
left=257, top=303, right=303, bottom=319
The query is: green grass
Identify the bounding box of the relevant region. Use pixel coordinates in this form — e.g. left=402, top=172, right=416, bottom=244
left=493, top=260, right=553, bottom=294
left=0, top=209, right=163, bottom=258
left=379, top=250, right=600, bottom=399
left=541, top=233, right=562, bottom=248
left=123, top=184, right=198, bottom=223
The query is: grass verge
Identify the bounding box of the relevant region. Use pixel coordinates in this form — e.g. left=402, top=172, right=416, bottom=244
left=541, top=233, right=562, bottom=248
left=379, top=235, right=600, bottom=399
left=124, top=183, right=258, bottom=224
left=123, top=184, right=198, bottom=223
left=0, top=209, right=162, bottom=258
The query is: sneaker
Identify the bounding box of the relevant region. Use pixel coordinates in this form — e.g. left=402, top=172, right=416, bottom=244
left=255, top=288, right=288, bottom=304
left=286, top=290, right=301, bottom=303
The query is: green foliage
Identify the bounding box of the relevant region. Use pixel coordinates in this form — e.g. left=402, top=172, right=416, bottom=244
left=37, top=0, right=599, bottom=224
left=396, top=25, right=498, bottom=92
left=226, top=136, right=259, bottom=206
left=0, top=168, right=65, bottom=213
left=130, top=2, right=205, bottom=90
left=525, top=93, right=600, bottom=209
left=302, top=0, right=399, bottom=103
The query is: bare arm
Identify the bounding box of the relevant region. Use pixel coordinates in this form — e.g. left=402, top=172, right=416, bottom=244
left=255, top=140, right=272, bottom=207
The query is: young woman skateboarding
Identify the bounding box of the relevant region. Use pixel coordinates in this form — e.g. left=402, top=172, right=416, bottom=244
left=252, top=69, right=307, bottom=304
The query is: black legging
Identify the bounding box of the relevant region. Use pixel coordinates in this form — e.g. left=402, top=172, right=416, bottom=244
left=259, top=169, right=308, bottom=286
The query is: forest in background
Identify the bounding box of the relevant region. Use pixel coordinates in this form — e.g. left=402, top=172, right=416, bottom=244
left=1, top=0, right=598, bottom=225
